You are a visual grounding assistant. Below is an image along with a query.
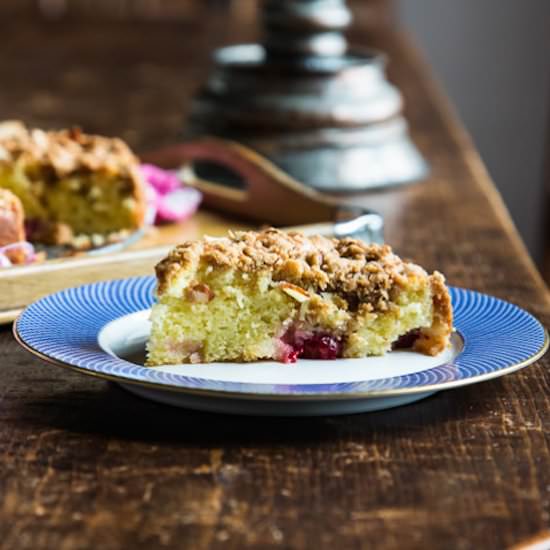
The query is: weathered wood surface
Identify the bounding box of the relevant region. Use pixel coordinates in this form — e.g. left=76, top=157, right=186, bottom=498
left=1, top=6, right=550, bottom=550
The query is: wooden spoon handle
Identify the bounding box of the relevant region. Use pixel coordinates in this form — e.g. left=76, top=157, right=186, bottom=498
left=142, top=137, right=342, bottom=226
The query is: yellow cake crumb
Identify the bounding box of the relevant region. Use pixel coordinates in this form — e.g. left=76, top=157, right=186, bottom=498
left=147, top=229, right=453, bottom=365
left=0, top=121, right=146, bottom=245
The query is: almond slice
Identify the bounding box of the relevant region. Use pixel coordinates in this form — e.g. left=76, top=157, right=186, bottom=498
left=280, top=282, right=310, bottom=303
left=186, top=282, right=215, bottom=304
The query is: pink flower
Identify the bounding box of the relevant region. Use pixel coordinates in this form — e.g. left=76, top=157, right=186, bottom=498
left=141, top=164, right=182, bottom=195
left=140, top=164, right=202, bottom=225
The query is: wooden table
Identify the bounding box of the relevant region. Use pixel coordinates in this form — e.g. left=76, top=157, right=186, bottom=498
left=2, top=9, right=550, bottom=550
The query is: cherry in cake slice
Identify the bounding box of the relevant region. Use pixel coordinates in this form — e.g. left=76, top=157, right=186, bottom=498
left=146, top=229, right=453, bottom=365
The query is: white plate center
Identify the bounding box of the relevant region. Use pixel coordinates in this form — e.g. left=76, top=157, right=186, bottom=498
left=98, top=310, right=462, bottom=385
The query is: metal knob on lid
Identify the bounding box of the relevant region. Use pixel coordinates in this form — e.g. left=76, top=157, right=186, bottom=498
left=185, top=0, right=428, bottom=192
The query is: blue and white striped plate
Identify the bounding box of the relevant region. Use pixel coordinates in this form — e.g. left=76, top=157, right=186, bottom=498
left=14, top=276, right=548, bottom=416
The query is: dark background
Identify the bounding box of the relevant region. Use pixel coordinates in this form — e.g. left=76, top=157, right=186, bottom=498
left=2, top=0, right=549, bottom=275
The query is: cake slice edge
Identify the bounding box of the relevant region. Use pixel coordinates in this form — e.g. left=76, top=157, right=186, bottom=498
left=146, top=230, right=453, bottom=365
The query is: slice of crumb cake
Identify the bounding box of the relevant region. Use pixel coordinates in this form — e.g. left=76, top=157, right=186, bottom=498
left=0, top=121, right=146, bottom=247
left=146, top=229, right=453, bottom=365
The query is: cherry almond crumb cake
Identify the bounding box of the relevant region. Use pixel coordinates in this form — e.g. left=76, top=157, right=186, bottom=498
left=146, top=229, right=453, bottom=365
left=0, top=121, right=146, bottom=248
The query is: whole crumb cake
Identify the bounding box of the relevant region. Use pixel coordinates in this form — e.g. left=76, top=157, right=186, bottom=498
left=146, top=228, right=453, bottom=365
left=0, top=121, right=146, bottom=247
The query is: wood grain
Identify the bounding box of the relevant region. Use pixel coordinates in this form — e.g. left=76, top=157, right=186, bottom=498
left=1, top=5, right=549, bottom=550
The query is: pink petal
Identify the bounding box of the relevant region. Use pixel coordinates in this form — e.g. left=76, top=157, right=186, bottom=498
left=0, top=253, right=12, bottom=268
left=140, top=164, right=182, bottom=194
left=156, top=187, right=202, bottom=224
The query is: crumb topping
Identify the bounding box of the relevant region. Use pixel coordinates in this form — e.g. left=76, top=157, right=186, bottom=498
left=156, top=228, right=429, bottom=309
left=0, top=120, right=140, bottom=178
left=413, top=271, right=453, bottom=355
